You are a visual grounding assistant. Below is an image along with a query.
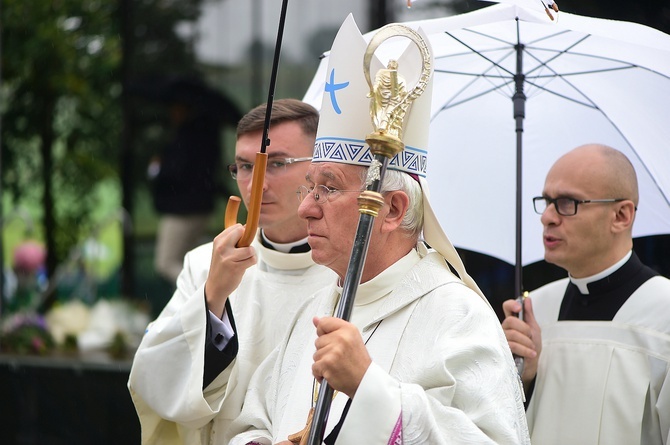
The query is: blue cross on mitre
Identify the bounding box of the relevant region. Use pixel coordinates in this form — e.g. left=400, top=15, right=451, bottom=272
left=324, top=68, right=348, bottom=114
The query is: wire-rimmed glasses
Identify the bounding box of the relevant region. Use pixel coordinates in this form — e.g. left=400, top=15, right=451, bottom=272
left=532, top=196, right=626, bottom=216
left=228, top=157, right=312, bottom=180
left=296, top=185, right=361, bottom=204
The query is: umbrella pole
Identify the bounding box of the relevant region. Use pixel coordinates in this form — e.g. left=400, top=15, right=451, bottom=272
left=513, top=21, right=526, bottom=299
left=513, top=24, right=527, bottom=376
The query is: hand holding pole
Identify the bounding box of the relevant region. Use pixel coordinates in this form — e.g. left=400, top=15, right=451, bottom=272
left=513, top=291, right=529, bottom=375
left=304, top=24, right=432, bottom=445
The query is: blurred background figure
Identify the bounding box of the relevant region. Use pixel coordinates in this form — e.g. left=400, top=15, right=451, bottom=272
left=133, top=75, right=243, bottom=284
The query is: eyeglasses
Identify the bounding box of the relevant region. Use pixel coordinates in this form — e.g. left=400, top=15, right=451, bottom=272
left=532, top=196, right=626, bottom=216
left=296, top=185, right=361, bottom=204
left=228, top=157, right=312, bottom=180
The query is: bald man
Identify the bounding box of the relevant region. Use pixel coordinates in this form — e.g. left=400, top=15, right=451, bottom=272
left=502, top=144, right=670, bottom=445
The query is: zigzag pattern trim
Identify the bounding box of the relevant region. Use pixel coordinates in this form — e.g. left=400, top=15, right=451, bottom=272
left=313, top=137, right=427, bottom=177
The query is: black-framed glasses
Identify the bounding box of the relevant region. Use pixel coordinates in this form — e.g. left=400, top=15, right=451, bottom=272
left=532, top=196, right=626, bottom=216
left=296, top=185, right=361, bottom=204
left=228, top=156, right=312, bottom=180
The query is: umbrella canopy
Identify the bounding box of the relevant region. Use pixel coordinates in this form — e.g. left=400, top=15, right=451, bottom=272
left=304, top=3, right=670, bottom=293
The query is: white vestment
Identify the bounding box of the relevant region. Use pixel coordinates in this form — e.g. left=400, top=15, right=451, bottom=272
left=128, top=234, right=337, bottom=445
left=228, top=248, right=530, bottom=445
left=527, top=276, right=670, bottom=445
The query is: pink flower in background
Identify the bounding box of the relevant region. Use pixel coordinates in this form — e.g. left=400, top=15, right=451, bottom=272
left=13, top=241, right=46, bottom=273
left=31, top=336, right=46, bottom=353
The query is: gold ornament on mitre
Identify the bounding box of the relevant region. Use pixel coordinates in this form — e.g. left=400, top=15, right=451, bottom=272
left=360, top=24, right=431, bottom=217
left=364, top=24, right=431, bottom=161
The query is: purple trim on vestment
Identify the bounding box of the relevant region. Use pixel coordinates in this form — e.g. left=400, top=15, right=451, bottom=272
left=388, top=413, right=403, bottom=445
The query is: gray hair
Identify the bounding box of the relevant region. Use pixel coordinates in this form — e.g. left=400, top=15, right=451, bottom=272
left=357, top=168, right=424, bottom=239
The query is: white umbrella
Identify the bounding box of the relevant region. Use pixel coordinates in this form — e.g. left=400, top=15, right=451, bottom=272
left=303, top=3, right=670, bottom=294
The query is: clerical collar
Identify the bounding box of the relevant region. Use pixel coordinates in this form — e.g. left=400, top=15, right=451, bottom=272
left=260, top=230, right=310, bottom=253
left=335, top=249, right=421, bottom=306
left=569, top=250, right=632, bottom=294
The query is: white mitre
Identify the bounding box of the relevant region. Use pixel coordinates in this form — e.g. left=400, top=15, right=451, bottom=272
left=310, top=14, right=485, bottom=299
left=313, top=14, right=431, bottom=177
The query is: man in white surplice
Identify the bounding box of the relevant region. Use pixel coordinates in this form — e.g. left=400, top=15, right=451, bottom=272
left=128, top=99, right=337, bottom=445
left=503, top=144, right=670, bottom=445
left=226, top=14, right=530, bottom=445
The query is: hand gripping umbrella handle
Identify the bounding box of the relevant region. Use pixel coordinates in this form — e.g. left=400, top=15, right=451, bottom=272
left=223, top=0, right=288, bottom=247
left=513, top=291, right=528, bottom=375
left=223, top=152, right=267, bottom=247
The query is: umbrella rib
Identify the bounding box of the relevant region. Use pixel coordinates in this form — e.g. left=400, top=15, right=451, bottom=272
left=526, top=84, right=670, bottom=210
left=521, top=32, right=670, bottom=212
left=444, top=31, right=515, bottom=77
left=437, top=27, right=670, bottom=212
left=522, top=37, right=670, bottom=210
left=530, top=65, right=637, bottom=78
left=432, top=77, right=514, bottom=111
left=524, top=34, right=590, bottom=77
left=526, top=29, right=572, bottom=46
left=626, top=152, right=670, bottom=209
left=435, top=70, right=511, bottom=79
left=521, top=42, right=670, bottom=114
left=522, top=53, right=600, bottom=109
left=528, top=52, right=670, bottom=81
left=521, top=42, right=615, bottom=109
left=523, top=79, right=598, bottom=108
left=524, top=34, right=670, bottom=81
left=461, top=27, right=517, bottom=47
left=426, top=15, right=670, bottom=261
left=434, top=48, right=516, bottom=83
left=435, top=32, right=520, bottom=110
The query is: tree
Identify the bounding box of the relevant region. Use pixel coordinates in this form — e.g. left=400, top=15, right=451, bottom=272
left=1, top=0, right=122, bottom=276
left=1, top=0, right=209, bottom=295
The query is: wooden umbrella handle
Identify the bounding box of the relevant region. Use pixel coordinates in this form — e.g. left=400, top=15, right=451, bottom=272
left=223, top=152, right=267, bottom=247
left=224, top=196, right=242, bottom=229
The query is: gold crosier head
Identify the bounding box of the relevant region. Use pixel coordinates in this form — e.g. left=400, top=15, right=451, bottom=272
left=360, top=24, right=432, bottom=217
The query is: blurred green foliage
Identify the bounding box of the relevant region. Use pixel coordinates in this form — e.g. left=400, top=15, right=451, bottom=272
left=0, top=0, right=206, bottom=278
left=1, top=0, right=123, bottom=274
